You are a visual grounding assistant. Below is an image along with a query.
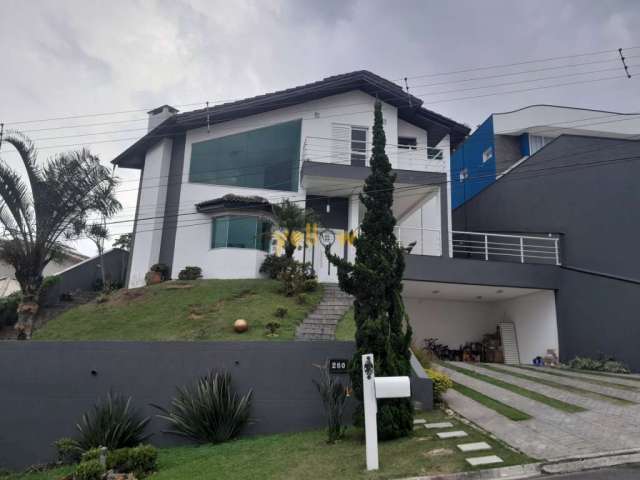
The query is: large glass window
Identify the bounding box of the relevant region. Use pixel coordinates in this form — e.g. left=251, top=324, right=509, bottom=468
left=211, top=216, right=271, bottom=251
left=190, top=120, right=301, bottom=191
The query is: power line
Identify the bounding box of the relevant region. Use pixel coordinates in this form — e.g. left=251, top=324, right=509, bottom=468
left=3, top=46, right=638, bottom=129
left=1, top=71, right=635, bottom=156
left=394, top=46, right=640, bottom=81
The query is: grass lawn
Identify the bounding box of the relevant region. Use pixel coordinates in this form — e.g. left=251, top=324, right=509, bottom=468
left=33, top=279, right=323, bottom=341
left=335, top=308, right=355, bottom=341
left=441, top=363, right=586, bottom=413
left=517, top=366, right=640, bottom=392
left=451, top=382, right=532, bottom=421
left=0, top=409, right=533, bottom=480
left=478, top=364, right=635, bottom=406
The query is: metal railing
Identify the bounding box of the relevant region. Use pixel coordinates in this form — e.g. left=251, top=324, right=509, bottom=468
left=302, top=136, right=445, bottom=172
left=452, top=230, right=560, bottom=265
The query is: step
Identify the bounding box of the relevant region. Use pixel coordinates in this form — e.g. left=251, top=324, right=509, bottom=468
left=303, top=320, right=339, bottom=326
left=457, top=442, right=492, bottom=453
left=466, top=455, right=503, bottom=467
left=437, top=431, right=468, bottom=439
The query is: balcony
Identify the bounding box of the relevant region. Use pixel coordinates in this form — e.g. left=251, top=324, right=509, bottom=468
left=302, top=136, right=446, bottom=173
left=452, top=231, right=561, bottom=265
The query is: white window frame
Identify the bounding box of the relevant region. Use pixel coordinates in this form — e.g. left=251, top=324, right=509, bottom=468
left=350, top=126, right=368, bottom=166
left=482, top=146, right=493, bottom=163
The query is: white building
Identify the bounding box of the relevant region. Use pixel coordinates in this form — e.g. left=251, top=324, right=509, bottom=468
left=114, top=71, right=469, bottom=287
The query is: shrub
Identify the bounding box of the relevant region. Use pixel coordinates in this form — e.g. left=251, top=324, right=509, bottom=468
left=259, top=254, right=293, bottom=279
left=265, top=321, right=281, bottom=336
left=603, top=360, right=631, bottom=374
left=154, top=371, right=253, bottom=444
left=427, top=369, right=453, bottom=404
left=411, top=344, right=431, bottom=369
left=0, top=293, right=20, bottom=327
left=296, top=293, right=309, bottom=305
left=303, top=278, right=318, bottom=292
left=74, top=460, right=104, bottom=480
left=107, top=445, right=158, bottom=477
left=53, top=437, right=83, bottom=464
left=178, top=266, right=203, bottom=281
left=278, top=261, right=316, bottom=296
left=567, top=356, right=631, bottom=374
left=76, top=391, right=151, bottom=450
left=274, top=306, right=288, bottom=318
left=313, top=364, right=348, bottom=444
left=80, top=447, right=101, bottom=463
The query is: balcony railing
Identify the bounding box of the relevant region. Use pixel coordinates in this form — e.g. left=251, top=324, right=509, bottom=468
left=395, top=226, right=442, bottom=256
left=452, top=230, right=560, bottom=265
left=302, top=136, right=445, bottom=172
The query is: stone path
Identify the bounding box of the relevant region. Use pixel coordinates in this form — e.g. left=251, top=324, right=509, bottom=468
left=437, top=362, right=640, bottom=461
left=295, top=284, right=352, bottom=341
left=413, top=418, right=503, bottom=467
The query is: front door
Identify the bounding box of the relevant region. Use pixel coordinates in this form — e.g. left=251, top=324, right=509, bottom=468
left=306, top=228, right=345, bottom=283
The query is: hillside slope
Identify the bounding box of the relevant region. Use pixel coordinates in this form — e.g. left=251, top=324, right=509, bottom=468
left=34, top=279, right=323, bottom=341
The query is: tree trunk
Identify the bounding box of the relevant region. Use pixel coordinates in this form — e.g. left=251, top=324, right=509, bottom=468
left=15, top=288, right=39, bottom=340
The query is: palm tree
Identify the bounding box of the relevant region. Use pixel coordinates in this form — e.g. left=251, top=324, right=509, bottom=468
left=271, top=199, right=318, bottom=259
left=0, top=130, right=121, bottom=337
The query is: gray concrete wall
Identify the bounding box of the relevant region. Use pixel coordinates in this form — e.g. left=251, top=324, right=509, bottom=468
left=43, top=249, right=129, bottom=305
left=452, top=135, right=640, bottom=369
left=0, top=341, right=357, bottom=470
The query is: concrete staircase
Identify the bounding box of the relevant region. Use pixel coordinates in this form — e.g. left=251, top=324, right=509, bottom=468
left=295, top=284, right=353, bottom=341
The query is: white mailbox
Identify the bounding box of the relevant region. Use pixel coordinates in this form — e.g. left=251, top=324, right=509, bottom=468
left=362, top=353, right=412, bottom=471
left=374, top=376, right=411, bottom=399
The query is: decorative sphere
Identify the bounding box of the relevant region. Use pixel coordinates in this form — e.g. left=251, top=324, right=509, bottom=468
left=234, top=319, right=248, bottom=333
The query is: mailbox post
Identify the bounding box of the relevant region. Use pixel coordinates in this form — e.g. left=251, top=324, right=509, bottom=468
left=361, top=353, right=411, bottom=471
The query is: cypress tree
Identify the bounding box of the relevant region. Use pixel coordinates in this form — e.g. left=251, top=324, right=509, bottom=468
left=326, top=100, right=413, bottom=439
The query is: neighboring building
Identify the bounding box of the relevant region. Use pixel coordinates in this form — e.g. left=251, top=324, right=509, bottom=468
left=0, top=247, right=88, bottom=297
left=112, top=74, right=640, bottom=370
left=451, top=107, right=640, bottom=369
left=451, top=105, right=640, bottom=208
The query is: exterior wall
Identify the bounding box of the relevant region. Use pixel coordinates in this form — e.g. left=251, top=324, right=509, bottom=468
left=397, top=191, right=442, bottom=256
left=452, top=135, right=640, bottom=369
left=450, top=117, right=495, bottom=209
left=128, top=139, right=173, bottom=287
left=42, top=250, right=130, bottom=305
left=493, top=291, right=558, bottom=364
left=0, top=255, right=87, bottom=298
left=0, top=341, right=356, bottom=470
left=494, top=134, right=522, bottom=175
left=406, top=297, right=499, bottom=348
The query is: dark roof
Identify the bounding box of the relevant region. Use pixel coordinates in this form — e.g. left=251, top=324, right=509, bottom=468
left=113, top=70, right=470, bottom=168
left=195, top=194, right=272, bottom=214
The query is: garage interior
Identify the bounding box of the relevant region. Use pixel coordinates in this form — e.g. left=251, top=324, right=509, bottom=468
left=404, top=280, right=559, bottom=365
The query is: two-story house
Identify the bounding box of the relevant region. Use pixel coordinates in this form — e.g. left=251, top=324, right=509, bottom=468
left=113, top=71, right=468, bottom=287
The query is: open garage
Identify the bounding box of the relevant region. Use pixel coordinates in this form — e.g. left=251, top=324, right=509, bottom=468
left=404, top=280, right=559, bottom=365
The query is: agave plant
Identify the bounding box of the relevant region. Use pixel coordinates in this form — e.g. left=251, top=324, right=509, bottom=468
left=154, top=371, right=253, bottom=444
left=76, top=391, right=151, bottom=450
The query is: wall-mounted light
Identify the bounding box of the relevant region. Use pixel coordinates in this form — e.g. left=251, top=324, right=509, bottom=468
left=496, top=289, right=504, bottom=294
left=326, top=199, right=331, bottom=213
left=476, top=295, right=483, bottom=300
left=431, top=290, right=440, bottom=294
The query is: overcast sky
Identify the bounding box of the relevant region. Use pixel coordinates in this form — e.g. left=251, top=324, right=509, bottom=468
left=1, top=0, right=638, bottom=256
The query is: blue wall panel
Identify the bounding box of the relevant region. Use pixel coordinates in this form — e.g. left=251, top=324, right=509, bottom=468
left=450, top=116, right=496, bottom=208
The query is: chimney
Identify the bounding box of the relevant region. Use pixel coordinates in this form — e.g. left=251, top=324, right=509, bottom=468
left=147, top=105, right=178, bottom=132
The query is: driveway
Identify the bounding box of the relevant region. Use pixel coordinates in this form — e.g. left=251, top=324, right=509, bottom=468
left=437, top=362, right=640, bottom=461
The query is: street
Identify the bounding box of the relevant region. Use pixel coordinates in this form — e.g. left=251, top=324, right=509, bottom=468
left=545, top=465, right=640, bottom=479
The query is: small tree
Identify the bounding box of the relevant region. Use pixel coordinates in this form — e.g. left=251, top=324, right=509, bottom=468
left=272, top=199, right=317, bottom=259
left=326, top=101, right=413, bottom=440
left=113, top=233, right=132, bottom=251
left=0, top=131, right=119, bottom=336
left=85, top=184, right=122, bottom=291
